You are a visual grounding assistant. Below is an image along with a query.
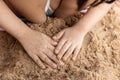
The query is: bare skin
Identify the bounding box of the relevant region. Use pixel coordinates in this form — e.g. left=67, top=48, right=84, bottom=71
left=0, top=0, right=114, bottom=69
left=0, top=0, right=63, bottom=69
left=54, top=0, right=114, bottom=61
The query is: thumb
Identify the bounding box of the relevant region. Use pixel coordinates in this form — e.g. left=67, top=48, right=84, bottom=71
left=53, top=30, right=65, bottom=41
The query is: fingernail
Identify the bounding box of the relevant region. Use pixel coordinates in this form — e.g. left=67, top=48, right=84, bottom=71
left=63, top=57, right=66, bottom=61
left=53, top=36, right=56, bottom=39
left=54, top=42, right=57, bottom=45
left=72, top=58, right=76, bottom=61
left=53, top=65, right=57, bottom=68
left=57, top=55, right=61, bottom=60
left=60, top=61, right=64, bottom=66
left=55, top=50, right=59, bottom=54
left=42, top=66, right=46, bottom=69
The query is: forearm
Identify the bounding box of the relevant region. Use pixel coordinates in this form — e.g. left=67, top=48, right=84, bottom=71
left=0, top=0, right=31, bottom=40
left=74, top=3, right=114, bottom=34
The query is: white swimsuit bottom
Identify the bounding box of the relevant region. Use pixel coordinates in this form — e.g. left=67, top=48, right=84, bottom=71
left=45, top=0, right=54, bottom=16
left=0, top=0, right=90, bottom=31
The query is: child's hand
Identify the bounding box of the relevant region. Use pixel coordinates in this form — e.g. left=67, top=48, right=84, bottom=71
left=53, top=27, right=85, bottom=61
left=19, top=30, right=64, bottom=69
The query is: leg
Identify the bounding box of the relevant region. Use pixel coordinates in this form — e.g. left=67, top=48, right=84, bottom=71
left=4, top=0, right=47, bottom=23
left=55, top=0, right=95, bottom=18
left=54, top=0, right=78, bottom=18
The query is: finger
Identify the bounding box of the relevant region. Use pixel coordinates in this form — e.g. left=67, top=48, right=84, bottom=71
left=53, top=30, right=65, bottom=41
left=45, top=50, right=64, bottom=66
left=55, top=39, right=66, bottom=54
left=57, top=42, right=71, bottom=60
left=72, top=47, right=81, bottom=61
left=31, top=55, right=46, bottom=69
left=48, top=45, right=57, bottom=56
left=38, top=53, right=57, bottom=69
left=48, top=44, right=55, bottom=52
left=63, top=45, right=75, bottom=61
left=50, top=40, right=58, bottom=46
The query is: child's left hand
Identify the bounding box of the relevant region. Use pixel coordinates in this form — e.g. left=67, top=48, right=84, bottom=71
left=53, top=27, right=86, bottom=61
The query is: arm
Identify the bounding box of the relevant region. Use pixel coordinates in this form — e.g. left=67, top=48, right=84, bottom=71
left=53, top=3, right=114, bottom=61
left=0, top=0, right=31, bottom=40
left=74, top=3, right=113, bottom=34
left=0, top=0, right=63, bottom=69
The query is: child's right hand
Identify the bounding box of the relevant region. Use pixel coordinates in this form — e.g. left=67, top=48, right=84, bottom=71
left=18, top=29, right=64, bottom=69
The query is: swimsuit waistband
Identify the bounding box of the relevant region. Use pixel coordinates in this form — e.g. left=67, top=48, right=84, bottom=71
left=45, top=0, right=54, bottom=16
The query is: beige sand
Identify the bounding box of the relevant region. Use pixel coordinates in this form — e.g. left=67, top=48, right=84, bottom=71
left=0, top=1, right=120, bottom=80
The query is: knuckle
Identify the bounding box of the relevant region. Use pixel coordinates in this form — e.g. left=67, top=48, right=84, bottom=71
left=74, top=53, right=78, bottom=58
left=42, top=55, right=47, bottom=61
left=67, top=49, right=71, bottom=54
left=62, top=48, right=66, bottom=52
left=50, top=40, right=53, bottom=44
left=54, top=58, right=58, bottom=63
left=73, top=55, right=77, bottom=59
left=61, top=39, right=66, bottom=43
left=67, top=51, right=72, bottom=56
left=48, top=53, right=55, bottom=58
left=31, top=55, right=37, bottom=60
left=35, top=59, right=39, bottom=63
left=50, top=53, right=55, bottom=58
left=69, top=47, right=74, bottom=52
left=44, top=57, right=51, bottom=64
left=76, top=49, right=80, bottom=53
left=60, top=52, right=64, bottom=56
left=49, top=61, right=54, bottom=66
left=51, top=55, right=58, bottom=62
left=60, top=50, right=64, bottom=54
left=56, top=47, right=60, bottom=51
left=44, top=56, right=48, bottom=61
left=39, top=64, right=45, bottom=69
left=58, top=55, right=62, bottom=59
left=63, top=57, right=66, bottom=61
left=40, top=48, right=46, bottom=53
left=76, top=48, right=80, bottom=51
left=44, top=45, right=48, bottom=49
left=77, top=50, right=80, bottom=53
left=45, top=59, right=55, bottom=67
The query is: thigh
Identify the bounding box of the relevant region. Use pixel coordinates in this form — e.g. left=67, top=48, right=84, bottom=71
left=55, top=0, right=78, bottom=18
left=4, top=0, right=47, bottom=23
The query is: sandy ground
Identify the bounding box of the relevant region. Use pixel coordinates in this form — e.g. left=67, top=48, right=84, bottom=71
left=0, top=1, right=120, bottom=80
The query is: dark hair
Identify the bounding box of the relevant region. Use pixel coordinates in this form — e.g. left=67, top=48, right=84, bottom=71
left=77, top=0, right=88, bottom=10
left=77, top=0, right=115, bottom=10
left=91, top=0, right=115, bottom=6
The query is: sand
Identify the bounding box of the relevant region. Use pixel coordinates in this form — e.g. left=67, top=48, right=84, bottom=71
left=0, top=1, right=120, bottom=80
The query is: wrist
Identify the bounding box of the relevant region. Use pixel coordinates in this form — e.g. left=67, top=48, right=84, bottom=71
left=73, top=24, right=89, bottom=35
left=13, top=25, right=33, bottom=41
